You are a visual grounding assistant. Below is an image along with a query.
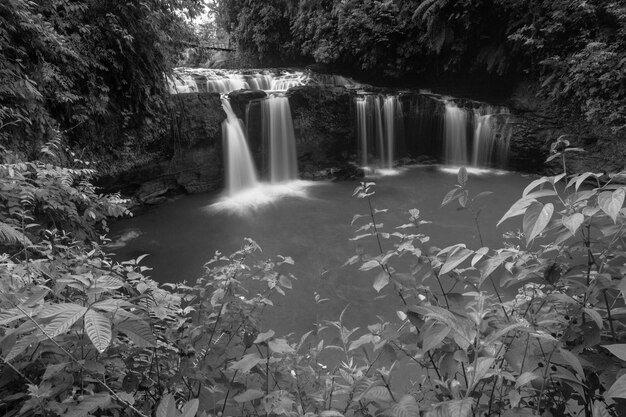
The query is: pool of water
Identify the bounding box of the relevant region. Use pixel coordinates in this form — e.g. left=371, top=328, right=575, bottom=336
left=110, top=165, right=532, bottom=334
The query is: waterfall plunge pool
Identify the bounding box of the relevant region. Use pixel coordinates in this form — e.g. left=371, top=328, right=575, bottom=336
left=110, top=165, right=532, bottom=334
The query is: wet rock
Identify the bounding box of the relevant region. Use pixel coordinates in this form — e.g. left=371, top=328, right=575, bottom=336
left=169, top=92, right=225, bottom=148
left=505, top=84, right=626, bottom=174
left=287, top=85, right=355, bottom=167
left=227, top=89, right=267, bottom=119
left=137, top=179, right=179, bottom=205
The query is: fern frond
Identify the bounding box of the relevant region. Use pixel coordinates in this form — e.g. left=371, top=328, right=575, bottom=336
left=39, top=134, right=63, bottom=161
left=0, top=221, right=32, bottom=246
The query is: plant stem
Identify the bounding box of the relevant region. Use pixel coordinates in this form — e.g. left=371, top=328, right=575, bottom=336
left=603, top=289, right=617, bottom=341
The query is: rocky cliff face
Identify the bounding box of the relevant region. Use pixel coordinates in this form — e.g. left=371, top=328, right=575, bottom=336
left=287, top=85, right=356, bottom=177
left=505, top=85, right=625, bottom=175
left=103, top=92, right=226, bottom=204
left=103, top=82, right=624, bottom=204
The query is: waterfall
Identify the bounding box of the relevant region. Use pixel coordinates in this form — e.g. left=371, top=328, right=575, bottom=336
left=356, top=97, right=369, bottom=166
left=263, top=96, right=298, bottom=182
left=443, top=102, right=469, bottom=165
left=373, top=97, right=385, bottom=166
left=248, top=74, right=274, bottom=90
left=270, top=73, right=306, bottom=91
left=472, top=106, right=511, bottom=168
left=356, top=94, right=405, bottom=169
left=382, top=96, right=403, bottom=169
left=221, top=98, right=259, bottom=195
left=472, top=112, right=495, bottom=167
left=355, top=95, right=386, bottom=168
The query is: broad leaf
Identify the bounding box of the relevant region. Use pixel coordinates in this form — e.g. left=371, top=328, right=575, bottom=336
left=180, top=399, right=199, bottom=417
left=522, top=177, right=550, bottom=197
left=440, top=247, right=473, bottom=275
left=422, top=323, right=450, bottom=353
left=38, top=303, right=84, bottom=318
left=234, top=389, right=264, bottom=403
left=93, top=275, right=124, bottom=290
left=268, top=338, right=294, bottom=354
left=254, top=330, right=275, bottom=344
left=117, top=319, right=156, bottom=347
left=40, top=305, right=87, bottom=338
left=278, top=275, right=292, bottom=289
left=363, top=386, right=394, bottom=403
left=602, top=344, right=626, bottom=361
left=390, top=394, right=420, bottom=417
left=373, top=271, right=389, bottom=293
left=497, top=197, right=535, bottom=227
left=64, top=394, right=111, bottom=417
left=229, top=353, right=263, bottom=372
left=558, top=348, right=584, bottom=378
left=349, top=334, right=374, bottom=351
left=592, top=401, right=610, bottom=417
left=479, top=252, right=513, bottom=284
left=605, top=374, right=626, bottom=400
left=352, top=377, right=382, bottom=402
left=584, top=308, right=603, bottom=329
left=84, top=309, right=112, bottom=353
left=360, top=259, right=380, bottom=271
left=561, top=213, right=584, bottom=236
left=156, top=394, right=178, bottom=417
left=598, top=188, right=625, bottom=223
left=498, top=190, right=556, bottom=227
left=523, top=202, right=553, bottom=244
left=457, top=166, right=468, bottom=187
left=472, top=357, right=495, bottom=386
left=442, top=188, right=463, bottom=207
left=515, top=371, right=539, bottom=388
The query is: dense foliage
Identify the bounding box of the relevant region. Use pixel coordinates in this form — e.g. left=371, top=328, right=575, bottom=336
left=0, top=0, right=203, bottom=165
left=215, top=0, right=626, bottom=132
left=3, top=127, right=626, bottom=416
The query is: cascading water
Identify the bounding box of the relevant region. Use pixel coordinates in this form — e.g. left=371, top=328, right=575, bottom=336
left=262, top=96, right=298, bottom=182
left=382, top=96, right=403, bottom=168
left=472, top=106, right=511, bottom=168
left=356, top=94, right=405, bottom=170
left=356, top=97, right=369, bottom=166
left=472, top=112, right=495, bottom=167
left=373, top=97, right=385, bottom=166
left=173, top=68, right=513, bottom=177
left=270, top=74, right=306, bottom=91
left=443, top=102, right=469, bottom=165
left=355, top=95, right=385, bottom=168
left=247, top=74, right=273, bottom=90
left=169, top=69, right=308, bottom=94
left=221, top=98, right=259, bottom=195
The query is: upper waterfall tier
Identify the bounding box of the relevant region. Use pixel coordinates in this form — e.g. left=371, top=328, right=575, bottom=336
left=168, top=68, right=360, bottom=94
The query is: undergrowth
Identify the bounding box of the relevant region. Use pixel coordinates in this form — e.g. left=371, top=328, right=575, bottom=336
left=1, top=133, right=626, bottom=417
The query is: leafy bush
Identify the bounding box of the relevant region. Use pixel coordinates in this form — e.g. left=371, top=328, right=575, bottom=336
left=2, top=133, right=626, bottom=417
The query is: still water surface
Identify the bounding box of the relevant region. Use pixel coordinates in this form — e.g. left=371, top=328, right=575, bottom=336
left=110, top=165, right=531, bottom=334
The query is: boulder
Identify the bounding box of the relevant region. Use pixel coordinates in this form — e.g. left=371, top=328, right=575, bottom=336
left=227, top=89, right=267, bottom=120
left=137, top=178, right=179, bottom=205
